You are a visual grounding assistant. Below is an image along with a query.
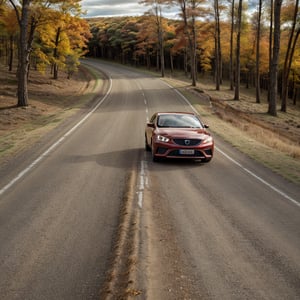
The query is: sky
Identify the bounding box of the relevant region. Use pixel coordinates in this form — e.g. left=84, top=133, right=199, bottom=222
left=81, top=0, right=178, bottom=19
left=81, top=0, right=258, bottom=19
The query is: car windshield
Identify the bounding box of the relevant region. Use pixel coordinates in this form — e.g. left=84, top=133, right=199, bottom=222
left=157, top=114, right=202, bottom=128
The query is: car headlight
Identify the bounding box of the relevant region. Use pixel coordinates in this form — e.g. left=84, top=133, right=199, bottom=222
left=156, top=135, right=170, bottom=143
left=202, top=136, right=213, bottom=144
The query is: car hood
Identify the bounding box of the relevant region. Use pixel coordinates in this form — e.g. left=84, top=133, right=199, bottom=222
left=156, top=128, right=211, bottom=138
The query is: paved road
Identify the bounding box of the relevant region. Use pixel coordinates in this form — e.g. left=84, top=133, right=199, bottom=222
left=0, top=60, right=299, bottom=299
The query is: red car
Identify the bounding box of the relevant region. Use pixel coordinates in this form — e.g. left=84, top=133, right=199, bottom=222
left=145, top=112, right=214, bottom=162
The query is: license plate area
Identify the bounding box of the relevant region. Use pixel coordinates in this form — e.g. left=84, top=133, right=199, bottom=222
left=179, top=149, right=195, bottom=155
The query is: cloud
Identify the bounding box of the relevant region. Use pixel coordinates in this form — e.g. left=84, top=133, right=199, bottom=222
left=81, top=0, right=179, bottom=19
left=82, top=0, right=148, bottom=18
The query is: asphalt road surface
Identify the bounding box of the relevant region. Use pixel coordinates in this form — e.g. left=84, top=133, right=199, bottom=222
left=0, top=59, right=299, bottom=300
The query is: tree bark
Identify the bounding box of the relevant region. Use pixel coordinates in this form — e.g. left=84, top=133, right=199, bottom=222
left=255, top=0, right=262, bottom=103
left=281, top=0, right=299, bottom=112
left=234, top=0, right=243, bottom=100
left=268, top=0, right=282, bottom=116
left=268, top=0, right=273, bottom=103
left=53, top=27, right=61, bottom=80
left=229, top=0, right=235, bottom=91
left=16, top=0, right=31, bottom=107
left=214, top=0, right=221, bottom=90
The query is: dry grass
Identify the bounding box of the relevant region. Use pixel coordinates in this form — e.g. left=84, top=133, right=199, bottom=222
left=162, top=74, right=300, bottom=185
left=0, top=63, right=98, bottom=164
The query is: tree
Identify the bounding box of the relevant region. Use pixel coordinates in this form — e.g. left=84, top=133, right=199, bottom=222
left=0, top=6, right=18, bottom=71
left=229, top=0, right=235, bottom=91
left=281, top=0, right=300, bottom=112
left=268, top=0, right=283, bottom=116
left=255, top=0, right=262, bottom=103
left=214, top=0, right=221, bottom=90
left=136, top=16, right=158, bottom=68
left=8, top=0, right=33, bottom=106
left=175, top=0, right=208, bottom=86
left=7, top=0, right=87, bottom=106
left=139, top=0, right=166, bottom=77
left=234, top=0, right=242, bottom=100
left=268, top=0, right=274, bottom=103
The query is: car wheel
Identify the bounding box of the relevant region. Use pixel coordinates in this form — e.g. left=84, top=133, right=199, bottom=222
left=151, top=141, right=159, bottom=162
left=145, top=135, right=151, bottom=151
left=152, top=154, right=159, bottom=162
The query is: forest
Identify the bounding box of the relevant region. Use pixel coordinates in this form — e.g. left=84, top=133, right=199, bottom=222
left=0, top=0, right=299, bottom=116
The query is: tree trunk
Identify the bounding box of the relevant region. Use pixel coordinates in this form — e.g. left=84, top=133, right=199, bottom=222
left=184, top=48, right=188, bottom=76
left=17, top=0, right=31, bottom=107
left=214, top=0, right=221, bottom=91
left=190, top=4, right=197, bottom=87
left=180, top=0, right=197, bottom=86
left=268, top=0, right=274, bottom=103
left=234, top=0, right=243, bottom=100
left=53, top=27, right=61, bottom=80
left=229, top=0, right=235, bottom=91
left=281, top=0, right=299, bottom=112
left=170, top=51, right=174, bottom=74
left=159, top=27, right=165, bottom=77
left=268, top=0, right=282, bottom=116
left=255, top=0, right=262, bottom=103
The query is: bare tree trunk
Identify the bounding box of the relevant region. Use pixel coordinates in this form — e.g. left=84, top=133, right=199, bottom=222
left=268, top=0, right=273, bottom=103
left=180, top=0, right=197, bottom=86
left=153, top=3, right=165, bottom=77
left=229, top=0, right=235, bottom=91
left=10, top=0, right=37, bottom=107
left=184, top=48, right=188, bottom=76
left=255, top=0, right=262, bottom=103
left=281, top=0, right=299, bottom=112
left=53, top=27, right=61, bottom=80
left=159, top=26, right=165, bottom=77
left=234, top=0, right=243, bottom=100
left=16, top=0, right=31, bottom=107
left=214, top=0, right=221, bottom=90
left=268, top=0, right=282, bottom=116
left=191, top=13, right=197, bottom=87
left=170, top=51, right=174, bottom=74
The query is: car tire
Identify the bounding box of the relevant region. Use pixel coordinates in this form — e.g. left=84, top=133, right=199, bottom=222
left=151, top=141, right=159, bottom=162
left=145, top=135, right=151, bottom=151
left=152, top=154, right=159, bottom=162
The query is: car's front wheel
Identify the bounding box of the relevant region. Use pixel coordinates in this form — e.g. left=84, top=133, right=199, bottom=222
left=151, top=141, right=159, bottom=162
left=145, top=135, right=151, bottom=151
left=152, top=153, right=159, bottom=162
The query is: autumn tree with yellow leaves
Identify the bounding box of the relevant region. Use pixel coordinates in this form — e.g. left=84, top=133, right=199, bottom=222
left=0, top=0, right=90, bottom=107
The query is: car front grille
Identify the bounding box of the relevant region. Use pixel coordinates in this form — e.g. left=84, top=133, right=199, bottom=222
left=173, top=139, right=202, bottom=146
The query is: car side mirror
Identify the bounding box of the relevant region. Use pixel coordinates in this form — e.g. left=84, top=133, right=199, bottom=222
left=147, top=123, right=155, bottom=128
left=204, top=124, right=209, bottom=128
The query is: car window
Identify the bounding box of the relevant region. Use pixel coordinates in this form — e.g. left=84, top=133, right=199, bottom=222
left=157, top=114, right=202, bottom=128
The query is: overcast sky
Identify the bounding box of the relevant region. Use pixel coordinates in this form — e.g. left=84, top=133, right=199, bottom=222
left=82, top=0, right=178, bottom=18
left=82, top=0, right=258, bottom=19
